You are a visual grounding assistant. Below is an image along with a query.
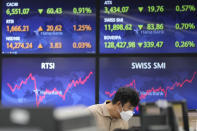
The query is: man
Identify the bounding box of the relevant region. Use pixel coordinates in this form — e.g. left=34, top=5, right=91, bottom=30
left=88, top=87, right=140, bottom=131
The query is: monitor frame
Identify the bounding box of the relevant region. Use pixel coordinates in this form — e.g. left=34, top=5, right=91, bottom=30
left=139, top=100, right=189, bottom=131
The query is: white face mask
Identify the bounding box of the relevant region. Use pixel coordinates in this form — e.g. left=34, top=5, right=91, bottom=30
left=120, top=107, right=134, bottom=121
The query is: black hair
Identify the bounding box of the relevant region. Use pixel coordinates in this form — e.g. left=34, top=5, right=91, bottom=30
left=112, top=87, right=140, bottom=107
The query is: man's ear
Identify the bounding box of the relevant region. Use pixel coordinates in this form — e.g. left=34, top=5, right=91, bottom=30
left=116, top=101, right=121, bottom=106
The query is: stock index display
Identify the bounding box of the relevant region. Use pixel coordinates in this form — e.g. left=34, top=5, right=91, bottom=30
left=2, top=58, right=95, bottom=107
left=100, top=0, right=197, bottom=54
left=2, top=0, right=96, bottom=54
left=99, top=57, right=197, bottom=113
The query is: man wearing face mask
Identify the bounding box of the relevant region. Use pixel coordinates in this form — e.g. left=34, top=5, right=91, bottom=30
left=88, top=87, right=140, bottom=131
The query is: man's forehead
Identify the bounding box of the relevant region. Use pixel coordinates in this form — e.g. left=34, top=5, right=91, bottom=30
left=124, top=102, right=133, bottom=107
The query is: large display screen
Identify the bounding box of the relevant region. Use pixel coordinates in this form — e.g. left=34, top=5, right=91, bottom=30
left=99, top=57, right=197, bottom=112
left=2, top=0, right=96, bottom=54
left=2, top=58, right=95, bottom=107
left=100, top=0, right=197, bottom=53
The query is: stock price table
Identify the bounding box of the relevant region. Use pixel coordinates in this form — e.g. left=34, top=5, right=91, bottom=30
left=2, top=0, right=96, bottom=54
left=100, top=0, right=197, bottom=53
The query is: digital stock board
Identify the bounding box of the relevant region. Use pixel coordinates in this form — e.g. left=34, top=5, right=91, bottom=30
left=100, top=0, right=197, bottom=53
left=1, top=0, right=197, bottom=111
left=99, top=57, right=197, bottom=112
left=2, top=0, right=197, bottom=54
left=2, top=0, right=96, bottom=54
left=2, top=58, right=95, bottom=107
